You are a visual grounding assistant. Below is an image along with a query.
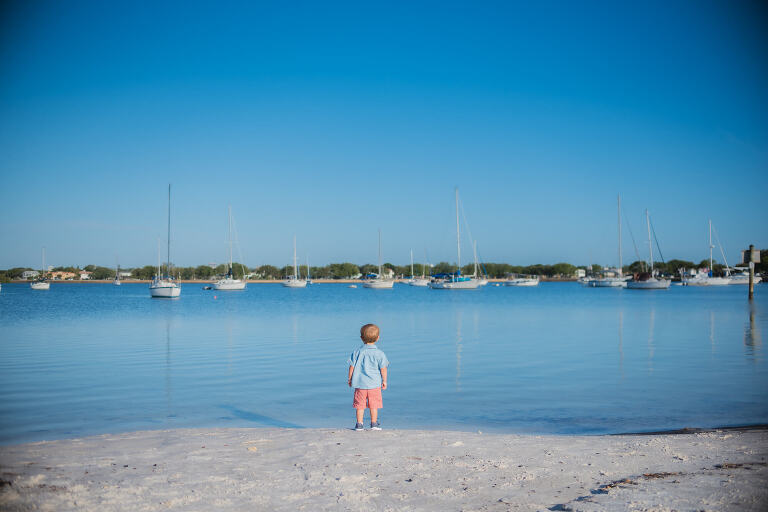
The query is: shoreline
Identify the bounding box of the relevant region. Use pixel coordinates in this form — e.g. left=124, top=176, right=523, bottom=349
left=3, top=277, right=577, bottom=284
left=1, top=427, right=765, bottom=511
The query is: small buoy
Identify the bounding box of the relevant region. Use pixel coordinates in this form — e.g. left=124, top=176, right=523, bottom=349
left=214, top=295, right=217, bottom=299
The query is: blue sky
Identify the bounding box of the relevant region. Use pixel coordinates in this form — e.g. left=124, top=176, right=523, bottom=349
left=1, top=1, right=767, bottom=269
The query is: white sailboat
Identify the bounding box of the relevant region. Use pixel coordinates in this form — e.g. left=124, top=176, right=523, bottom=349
left=363, top=229, right=394, bottom=289
left=472, top=241, right=489, bottom=286
left=113, top=258, right=121, bottom=286
left=150, top=185, right=181, bottom=298
left=408, top=249, right=430, bottom=287
left=283, top=235, right=308, bottom=288
left=626, top=209, right=671, bottom=290
left=429, top=188, right=482, bottom=289
left=726, top=268, right=762, bottom=285
left=682, top=220, right=731, bottom=286
left=30, top=247, right=50, bottom=290
left=505, top=275, right=540, bottom=286
left=592, top=194, right=628, bottom=288
left=214, top=206, right=247, bottom=290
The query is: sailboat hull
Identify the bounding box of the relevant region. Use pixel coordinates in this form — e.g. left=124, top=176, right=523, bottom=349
left=626, top=279, right=670, bottom=290
left=150, top=281, right=181, bottom=298
left=214, top=279, right=247, bottom=290
left=282, top=279, right=307, bottom=288
left=408, top=278, right=430, bottom=287
left=429, top=279, right=481, bottom=289
left=30, top=282, right=50, bottom=290
left=591, top=278, right=626, bottom=288
left=362, top=280, right=394, bottom=288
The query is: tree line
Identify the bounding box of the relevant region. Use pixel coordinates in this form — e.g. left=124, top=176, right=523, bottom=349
left=3, top=251, right=767, bottom=282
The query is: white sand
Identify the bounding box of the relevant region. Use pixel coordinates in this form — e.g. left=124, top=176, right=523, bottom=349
left=1, top=428, right=766, bottom=511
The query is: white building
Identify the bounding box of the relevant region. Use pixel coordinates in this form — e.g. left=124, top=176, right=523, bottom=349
left=22, top=270, right=40, bottom=279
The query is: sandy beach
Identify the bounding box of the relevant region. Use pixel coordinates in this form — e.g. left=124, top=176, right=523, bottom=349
left=1, top=427, right=765, bottom=511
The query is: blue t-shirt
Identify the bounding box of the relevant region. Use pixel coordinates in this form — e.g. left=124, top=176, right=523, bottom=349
left=347, top=344, right=389, bottom=389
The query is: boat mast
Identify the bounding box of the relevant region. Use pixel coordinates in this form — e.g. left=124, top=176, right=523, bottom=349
left=228, top=206, right=233, bottom=274
left=709, top=219, right=713, bottom=277
left=646, top=209, right=653, bottom=274
left=618, top=194, right=622, bottom=277
left=293, top=235, right=298, bottom=279
left=41, top=247, right=45, bottom=276
left=378, top=229, right=382, bottom=277
left=166, top=184, right=171, bottom=278
left=306, top=256, right=310, bottom=281
left=410, top=249, right=414, bottom=279
left=473, top=241, right=478, bottom=278
left=455, top=188, right=461, bottom=273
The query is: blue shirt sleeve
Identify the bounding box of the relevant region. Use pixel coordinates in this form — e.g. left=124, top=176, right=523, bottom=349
left=379, top=351, right=389, bottom=368
left=347, top=350, right=355, bottom=366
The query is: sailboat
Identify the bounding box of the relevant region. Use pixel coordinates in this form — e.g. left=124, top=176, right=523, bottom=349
left=408, top=249, right=430, bottom=287
left=362, top=229, right=394, bottom=288
left=592, top=194, right=628, bottom=288
left=682, top=220, right=731, bottom=286
left=214, top=206, right=247, bottom=290
left=113, top=259, right=121, bottom=286
left=283, top=236, right=308, bottom=288
left=30, top=247, right=50, bottom=290
left=626, top=209, right=671, bottom=290
left=150, top=185, right=181, bottom=298
left=429, top=188, right=482, bottom=289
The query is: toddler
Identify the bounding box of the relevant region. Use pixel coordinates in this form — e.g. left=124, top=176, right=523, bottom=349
left=347, top=323, right=389, bottom=431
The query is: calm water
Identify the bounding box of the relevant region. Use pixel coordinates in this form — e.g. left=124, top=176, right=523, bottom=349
left=0, top=282, right=766, bottom=444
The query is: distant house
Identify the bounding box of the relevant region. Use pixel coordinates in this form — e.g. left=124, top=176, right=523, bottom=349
left=79, top=271, right=92, bottom=280
left=381, top=268, right=395, bottom=278
left=119, top=271, right=132, bottom=278
left=21, top=270, right=39, bottom=279
left=574, top=269, right=586, bottom=278
left=49, top=271, right=76, bottom=280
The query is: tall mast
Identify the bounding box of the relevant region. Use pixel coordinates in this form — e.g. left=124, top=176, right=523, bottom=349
left=378, top=229, right=382, bottom=277
left=306, top=256, right=310, bottom=280
left=410, top=249, right=414, bottom=278
left=646, top=209, right=653, bottom=274
left=41, top=247, right=45, bottom=274
left=166, top=184, right=171, bottom=277
left=709, top=219, right=713, bottom=276
left=228, top=206, right=233, bottom=272
left=455, top=188, right=461, bottom=272
left=157, top=238, right=161, bottom=278
left=473, top=241, right=478, bottom=277
left=618, top=194, right=622, bottom=277
left=293, top=235, right=298, bottom=279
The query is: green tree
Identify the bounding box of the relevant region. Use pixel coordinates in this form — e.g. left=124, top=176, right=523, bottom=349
left=256, top=265, right=280, bottom=279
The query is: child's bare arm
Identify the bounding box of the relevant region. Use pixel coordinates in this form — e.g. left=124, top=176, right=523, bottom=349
left=381, top=367, right=388, bottom=390
left=348, top=365, right=354, bottom=387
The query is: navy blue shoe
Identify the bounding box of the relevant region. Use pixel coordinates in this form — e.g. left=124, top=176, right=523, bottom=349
left=370, top=421, right=382, bottom=431
left=354, top=423, right=364, bottom=431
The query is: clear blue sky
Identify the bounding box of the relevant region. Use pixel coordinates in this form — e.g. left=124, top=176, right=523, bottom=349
left=1, top=1, right=767, bottom=269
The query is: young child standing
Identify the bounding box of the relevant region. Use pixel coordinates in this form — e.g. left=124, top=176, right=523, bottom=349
left=347, top=323, right=389, bottom=431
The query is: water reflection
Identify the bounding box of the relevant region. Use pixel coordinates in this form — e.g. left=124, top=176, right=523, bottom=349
left=165, top=319, right=173, bottom=417
left=618, top=310, right=624, bottom=379
left=647, top=309, right=655, bottom=373
left=745, top=302, right=761, bottom=359
left=710, top=310, right=715, bottom=354
left=455, top=310, right=463, bottom=393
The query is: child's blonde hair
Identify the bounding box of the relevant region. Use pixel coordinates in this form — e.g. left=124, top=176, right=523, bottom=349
left=360, top=323, right=380, bottom=343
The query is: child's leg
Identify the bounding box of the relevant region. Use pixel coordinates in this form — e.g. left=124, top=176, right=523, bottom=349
left=356, top=408, right=365, bottom=424
left=370, top=408, right=378, bottom=424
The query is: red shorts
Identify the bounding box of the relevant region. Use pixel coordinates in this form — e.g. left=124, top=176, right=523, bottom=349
left=353, top=387, right=383, bottom=409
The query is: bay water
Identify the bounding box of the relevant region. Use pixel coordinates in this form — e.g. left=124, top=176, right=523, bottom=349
left=0, top=282, right=766, bottom=444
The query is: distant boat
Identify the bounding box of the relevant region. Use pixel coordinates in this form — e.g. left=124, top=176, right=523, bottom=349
left=348, top=285, right=357, bottom=288
left=505, top=275, right=539, bottom=287
left=626, top=209, right=670, bottom=290
left=150, top=185, right=181, bottom=298
left=407, top=250, right=430, bottom=287
left=283, top=235, right=308, bottom=288
left=429, top=188, right=482, bottom=289
left=30, top=247, right=50, bottom=290
left=214, top=206, right=247, bottom=291
left=362, top=229, right=394, bottom=289
left=726, top=269, right=762, bottom=285
left=113, top=259, right=121, bottom=286
left=591, top=195, right=628, bottom=288
left=682, top=220, right=731, bottom=286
